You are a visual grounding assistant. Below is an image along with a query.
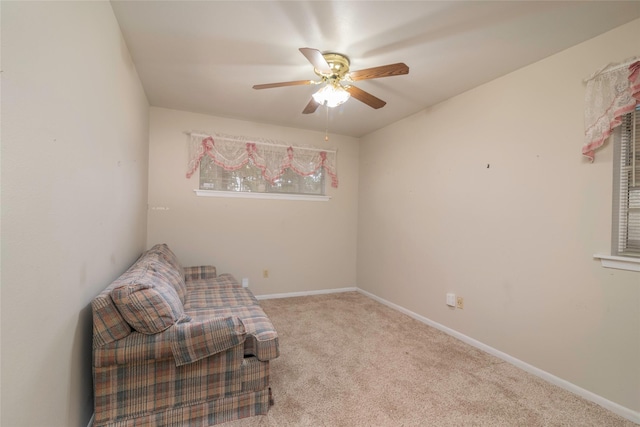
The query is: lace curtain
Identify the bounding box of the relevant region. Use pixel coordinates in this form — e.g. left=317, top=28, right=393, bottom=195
left=583, top=58, right=640, bottom=161
left=186, top=133, right=339, bottom=188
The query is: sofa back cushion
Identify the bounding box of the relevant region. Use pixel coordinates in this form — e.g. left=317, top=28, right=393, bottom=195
left=146, top=253, right=187, bottom=304
left=146, top=244, right=187, bottom=303
left=111, top=264, right=191, bottom=334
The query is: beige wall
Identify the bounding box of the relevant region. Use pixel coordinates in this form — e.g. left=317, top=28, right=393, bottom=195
left=358, top=18, right=640, bottom=413
left=1, top=2, right=149, bottom=426
left=147, top=107, right=359, bottom=296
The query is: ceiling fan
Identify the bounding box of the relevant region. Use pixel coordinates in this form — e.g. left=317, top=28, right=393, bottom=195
left=253, top=48, right=409, bottom=114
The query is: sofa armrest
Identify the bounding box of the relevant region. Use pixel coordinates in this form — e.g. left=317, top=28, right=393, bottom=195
left=184, top=265, right=217, bottom=281
left=94, top=331, right=174, bottom=367
left=170, top=317, right=246, bottom=366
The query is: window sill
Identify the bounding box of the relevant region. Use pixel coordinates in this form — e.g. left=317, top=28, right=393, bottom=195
left=593, top=254, right=640, bottom=272
left=194, top=189, right=331, bottom=202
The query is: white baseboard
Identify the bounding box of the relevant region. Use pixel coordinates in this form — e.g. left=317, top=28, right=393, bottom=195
left=256, top=286, right=357, bottom=300
left=356, top=288, right=640, bottom=425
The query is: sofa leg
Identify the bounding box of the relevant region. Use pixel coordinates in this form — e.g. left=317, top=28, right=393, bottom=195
left=268, top=387, right=275, bottom=406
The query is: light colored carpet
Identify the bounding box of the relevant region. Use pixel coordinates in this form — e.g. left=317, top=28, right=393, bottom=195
left=225, top=292, right=636, bottom=426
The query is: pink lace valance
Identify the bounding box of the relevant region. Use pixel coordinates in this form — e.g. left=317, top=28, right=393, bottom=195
left=186, top=133, right=339, bottom=188
left=583, top=58, right=640, bottom=161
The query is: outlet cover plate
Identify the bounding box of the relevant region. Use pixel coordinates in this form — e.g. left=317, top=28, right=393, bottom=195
left=446, top=293, right=456, bottom=307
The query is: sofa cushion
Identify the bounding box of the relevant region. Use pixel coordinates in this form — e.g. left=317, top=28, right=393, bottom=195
left=185, top=275, right=257, bottom=309
left=146, top=244, right=188, bottom=302
left=183, top=280, right=278, bottom=361
left=170, top=316, right=246, bottom=366
left=184, top=265, right=217, bottom=282
left=111, top=265, right=191, bottom=334
left=146, top=253, right=188, bottom=304
left=188, top=304, right=279, bottom=361
left=147, top=243, right=185, bottom=277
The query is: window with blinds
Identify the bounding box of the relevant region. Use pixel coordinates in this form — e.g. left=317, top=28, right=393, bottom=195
left=199, top=156, right=325, bottom=196
left=613, top=105, right=640, bottom=257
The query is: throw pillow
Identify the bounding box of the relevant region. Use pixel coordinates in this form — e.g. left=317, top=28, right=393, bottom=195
left=111, top=266, right=191, bottom=334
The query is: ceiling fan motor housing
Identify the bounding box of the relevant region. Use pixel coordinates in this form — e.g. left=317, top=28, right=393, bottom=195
left=315, top=53, right=351, bottom=80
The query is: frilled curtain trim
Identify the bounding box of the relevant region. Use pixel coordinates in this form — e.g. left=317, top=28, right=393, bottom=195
left=583, top=58, right=640, bottom=161
left=186, top=133, right=339, bottom=188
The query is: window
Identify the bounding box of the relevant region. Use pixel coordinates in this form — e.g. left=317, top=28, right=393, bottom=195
left=612, top=105, right=640, bottom=257
left=186, top=133, right=338, bottom=200
left=199, top=156, right=326, bottom=196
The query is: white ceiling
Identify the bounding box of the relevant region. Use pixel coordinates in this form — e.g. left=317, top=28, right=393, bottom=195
left=111, top=1, right=640, bottom=138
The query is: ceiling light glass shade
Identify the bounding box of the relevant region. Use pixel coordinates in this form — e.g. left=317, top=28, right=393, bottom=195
left=312, top=84, right=350, bottom=108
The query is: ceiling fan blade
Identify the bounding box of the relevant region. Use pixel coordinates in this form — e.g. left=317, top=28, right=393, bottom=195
left=302, top=98, right=321, bottom=114
left=252, top=80, right=315, bottom=90
left=349, top=63, right=409, bottom=81
left=345, top=85, right=386, bottom=109
left=299, top=47, right=332, bottom=74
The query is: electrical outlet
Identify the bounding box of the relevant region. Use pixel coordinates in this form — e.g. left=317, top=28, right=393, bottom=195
left=456, top=296, right=464, bottom=309
left=263, top=269, right=269, bottom=279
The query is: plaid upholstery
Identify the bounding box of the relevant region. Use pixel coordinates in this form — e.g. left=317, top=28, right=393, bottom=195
left=145, top=243, right=185, bottom=278
left=92, top=293, right=132, bottom=348
left=92, top=262, right=151, bottom=348
left=184, top=274, right=280, bottom=360
left=111, top=269, right=190, bottom=335
left=96, top=387, right=272, bottom=427
left=171, top=317, right=246, bottom=366
left=184, top=265, right=217, bottom=282
left=94, top=330, right=173, bottom=367
left=145, top=246, right=187, bottom=303
left=92, top=245, right=278, bottom=426
left=186, top=272, right=237, bottom=290
left=185, top=283, right=258, bottom=309
left=94, top=345, right=246, bottom=426
left=189, top=306, right=280, bottom=361
left=145, top=254, right=187, bottom=304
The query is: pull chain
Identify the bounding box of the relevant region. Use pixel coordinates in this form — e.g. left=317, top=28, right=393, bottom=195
left=325, top=105, right=329, bottom=141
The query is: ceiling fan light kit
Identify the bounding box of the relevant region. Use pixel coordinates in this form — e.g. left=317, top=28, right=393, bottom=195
left=253, top=47, right=409, bottom=115
left=312, top=83, right=351, bottom=108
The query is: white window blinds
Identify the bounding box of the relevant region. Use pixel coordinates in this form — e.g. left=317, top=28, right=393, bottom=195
left=614, top=106, right=640, bottom=256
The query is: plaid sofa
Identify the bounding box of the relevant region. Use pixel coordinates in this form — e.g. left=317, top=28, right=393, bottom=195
left=91, top=244, right=279, bottom=426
